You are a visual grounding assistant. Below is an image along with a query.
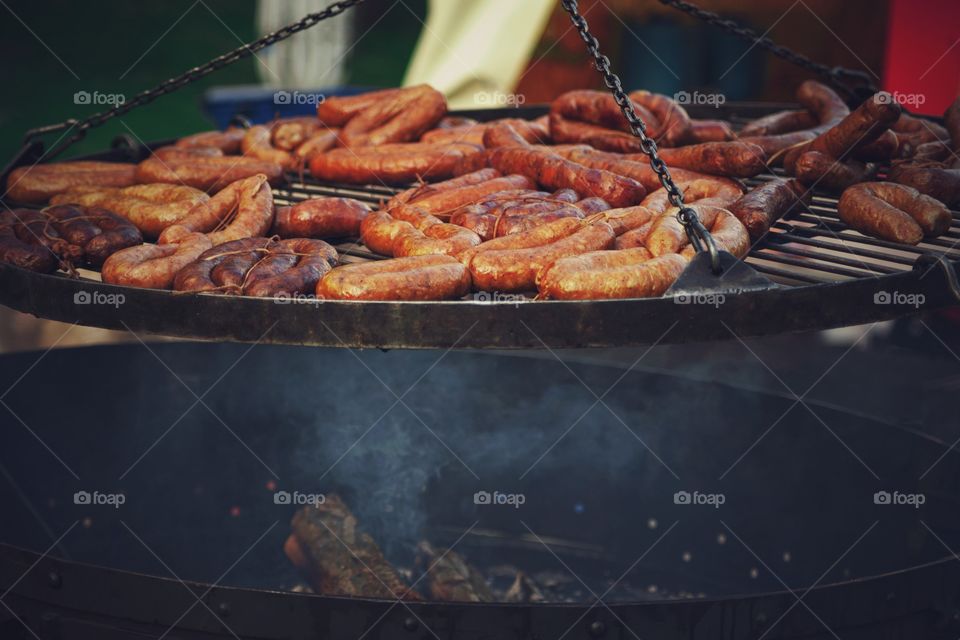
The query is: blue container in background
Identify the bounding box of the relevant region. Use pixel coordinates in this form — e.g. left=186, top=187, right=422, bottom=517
left=202, top=85, right=376, bottom=128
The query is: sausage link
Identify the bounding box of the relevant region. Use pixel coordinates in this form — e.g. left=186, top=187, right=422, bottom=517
left=50, top=183, right=210, bottom=239
left=614, top=219, right=655, bottom=250
left=888, top=162, right=960, bottom=208
left=44, top=205, right=142, bottom=267
left=273, top=198, right=371, bottom=239
left=174, top=237, right=274, bottom=293
left=394, top=223, right=481, bottom=257
left=0, top=210, right=60, bottom=272
left=102, top=233, right=213, bottom=289
left=135, top=155, right=283, bottom=192
left=340, top=85, right=447, bottom=147
left=242, top=125, right=295, bottom=169
left=679, top=209, right=749, bottom=259
left=6, top=161, right=138, bottom=204
left=538, top=251, right=687, bottom=299
left=838, top=182, right=950, bottom=244
left=740, top=110, right=817, bottom=137
left=468, top=221, right=615, bottom=292
left=271, top=118, right=322, bottom=151
left=630, top=142, right=767, bottom=178
left=793, top=151, right=876, bottom=192
left=175, top=128, right=246, bottom=154
left=243, top=239, right=338, bottom=297
left=488, top=147, right=645, bottom=207
left=317, top=254, right=471, bottom=300
left=727, top=178, right=809, bottom=240
left=158, top=175, right=274, bottom=245
left=309, top=143, right=482, bottom=185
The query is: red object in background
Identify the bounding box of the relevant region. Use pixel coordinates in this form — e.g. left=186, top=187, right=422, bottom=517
left=884, top=0, right=960, bottom=114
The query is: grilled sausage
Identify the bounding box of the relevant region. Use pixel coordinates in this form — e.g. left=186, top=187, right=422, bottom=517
left=457, top=217, right=586, bottom=267
left=242, top=238, right=338, bottom=297
left=273, top=197, right=371, bottom=239
left=242, top=125, right=296, bottom=170
left=614, top=219, right=655, bottom=250
left=173, top=237, right=275, bottom=293
left=390, top=174, right=535, bottom=220
left=271, top=117, right=322, bottom=151
left=340, top=84, right=446, bottom=147
left=316, top=88, right=404, bottom=126
left=538, top=251, right=687, bottom=300
left=679, top=209, right=750, bottom=259
left=175, top=128, right=246, bottom=154
left=386, top=168, right=501, bottom=209
left=6, top=161, right=138, bottom=204
left=49, top=183, right=210, bottom=239
left=628, top=142, right=767, bottom=179
left=740, top=109, right=817, bottom=137
left=554, top=146, right=743, bottom=195
left=682, top=119, right=736, bottom=143
left=393, top=222, right=482, bottom=257
left=158, top=175, right=274, bottom=245
left=727, top=178, right=809, bottom=240
left=487, top=147, right=646, bottom=207
left=317, top=254, right=471, bottom=301
left=792, top=151, right=876, bottom=192
left=135, top=154, right=283, bottom=192
left=102, top=232, right=213, bottom=289
left=309, top=142, right=482, bottom=185
left=43, top=205, right=142, bottom=267
left=467, top=221, right=616, bottom=292
left=0, top=210, right=60, bottom=272
left=838, top=182, right=950, bottom=244
left=887, top=162, right=960, bottom=208
left=359, top=211, right=419, bottom=256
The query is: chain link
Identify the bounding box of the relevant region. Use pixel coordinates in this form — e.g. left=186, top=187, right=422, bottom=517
left=559, top=0, right=720, bottom=268
left=25, top=0, right=365, bottom=157
left=659, top=0, right=876, bottom=98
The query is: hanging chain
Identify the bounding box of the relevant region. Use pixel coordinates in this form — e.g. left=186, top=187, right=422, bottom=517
left=22, top=0, right=365, bottom=160
left=659, top=0, right=877, bottom=100
left=560, top=0, right=720, bottom=271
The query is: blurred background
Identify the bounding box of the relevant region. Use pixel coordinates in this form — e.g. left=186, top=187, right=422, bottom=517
left=0, top=0, right=958, bottom=352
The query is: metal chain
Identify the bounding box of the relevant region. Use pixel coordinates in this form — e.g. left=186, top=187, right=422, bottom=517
left=559, top=0, right=720, bottom=270
left=659, top=0, right=876, bottom=99
left=24, top=0, right=365, bottom=159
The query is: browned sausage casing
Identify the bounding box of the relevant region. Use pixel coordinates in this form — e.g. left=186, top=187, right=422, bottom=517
left=44, top=205, right=143, bottom=267
left=158, top=175, right=274, bottom=246
left=468, top=221, right=616, bottom=292
left=175, top=128, right=246, bottom=154
left=838, top=182, right=950, bottom=244
left=626, top=142, right=767, bottom=179
left=0, top=210, right=59, bottom=272
left=538, top=251, right=687, bottom=300
left=487, top=147, right=646, bottom=207
left=6, top=161, right=138, bottom=204
left=888, top=162, right=960, bottom=208
left=135, top=154, right=283, bottom=192
left=273, top=198, right=371, bottom=239
left=309, top=143, right=482, bottom=185
left=49, top=183, right=210, bottom=240
left=317, top=254, right=471, bottom=301
left=102, top=233, right=213, bottom=289
left=792, top=151, right=876, bottom=192
left=340, top=85, right=447, bottom=147
left=727, top=178, right=810, bottom=240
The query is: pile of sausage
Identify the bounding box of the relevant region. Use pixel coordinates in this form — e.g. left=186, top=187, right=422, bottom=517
left=3, top=81, right=957, bottom=301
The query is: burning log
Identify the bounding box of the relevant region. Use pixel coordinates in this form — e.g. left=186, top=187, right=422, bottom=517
left=416, top=541, right=494, bottom=602
left=286, top=494, right=421, bottom=600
